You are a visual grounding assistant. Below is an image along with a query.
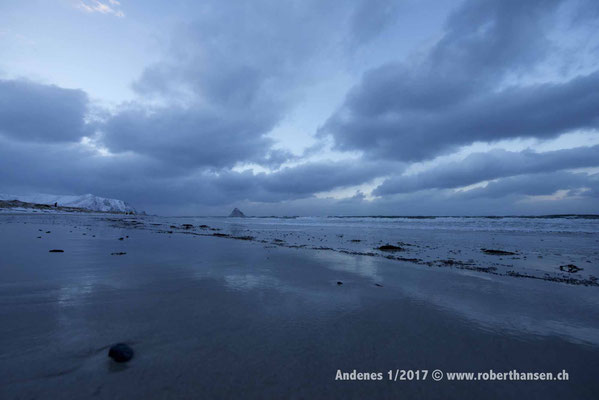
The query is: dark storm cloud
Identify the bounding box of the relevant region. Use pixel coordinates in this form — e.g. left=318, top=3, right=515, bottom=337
left=365, top=171, right=599, bottom=216
left=0, top=79, right=90, bottom=142
left=458, top=171, right=599, bottom=199
left=2, top=125, right=595, bottom=216
left=375, top=145, right=599, bottom=195
left=236, top=170, right=599, bottom=216
left=323, top=0, right=599, bottom=162
left=221, top=160, right=394, bottom=201
left=102, top=105, right=277, bottom=169
left=0, top=135, right=182, bottom=198
left=0, top=132, right=388, bottom=210
left=196, top=160, right=394, bottom=204
left=260, top=161, right=391, bottom=196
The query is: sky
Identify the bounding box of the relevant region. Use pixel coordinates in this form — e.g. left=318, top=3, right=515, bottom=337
left=0, top=0, right=598, bottom=216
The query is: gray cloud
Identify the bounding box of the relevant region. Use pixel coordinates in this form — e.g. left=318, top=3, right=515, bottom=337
left=323, top=0, right=599, bottom=162
left=0, top=79, right=90, bottom=143
left=2, top=129, right=596, bottom=216
left=375, top=145, right=599, bottom=195
left=0, top=1, right=404, bottom=214
left=458, top=171, right=599, bottom=199
left=180, top=160, right=395, bottom=205
left=349, top=0, right=400, bottom=45
left=0, top=134, right=389, bottom=211
left=1, top=0, right=598, bottom=216
left=105, top=0, right=377, bottom=169
left=102, top=105, right=277, bottom=169
left=231, top=170, right=599, bottom=217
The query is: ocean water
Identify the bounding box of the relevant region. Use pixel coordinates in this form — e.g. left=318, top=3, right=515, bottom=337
left=184, top=214, right=599, bottom=233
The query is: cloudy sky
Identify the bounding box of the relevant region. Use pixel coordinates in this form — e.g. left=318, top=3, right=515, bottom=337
left=1, top=0, right=598, bottom=215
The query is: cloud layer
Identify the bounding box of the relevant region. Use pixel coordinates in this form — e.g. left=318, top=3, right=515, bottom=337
left=375, top=145, right=599, bottom=195
left=0, top=0, right=598, bottom=215
left=323, top=0, right=599, bottom=161
left=0, top=80, right=89, bottom=143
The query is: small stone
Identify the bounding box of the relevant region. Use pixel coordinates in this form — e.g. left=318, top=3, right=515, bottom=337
left=560, top=264, right=583, bottom=273
left=49, top=249, right=64, bottom=253
left=481, top=248, right=516, bottom=256
left=378, top=244, right=403, bottom=252
left=337, top=281, right=343, bottom=286
left=108, top=343, right=134, bottom=363
left=118, top=237, right=124, bottom=241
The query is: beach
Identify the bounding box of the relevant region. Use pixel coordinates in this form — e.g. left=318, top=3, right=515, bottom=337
left=1, top=213, right=598, bottom=399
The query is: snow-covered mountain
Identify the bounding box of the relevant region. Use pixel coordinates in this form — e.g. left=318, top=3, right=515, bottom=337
left=0, top=193, right=138, bottom=213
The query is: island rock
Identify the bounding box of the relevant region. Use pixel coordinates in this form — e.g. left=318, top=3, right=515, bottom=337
left=228, top=208, right=246, bottom=217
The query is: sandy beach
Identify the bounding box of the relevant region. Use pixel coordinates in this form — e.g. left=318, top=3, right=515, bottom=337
left=1, top=213, right=598, bottom=399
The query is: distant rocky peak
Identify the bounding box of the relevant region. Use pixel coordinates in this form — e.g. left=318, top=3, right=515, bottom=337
left=228, top=208, right=246, bottom=217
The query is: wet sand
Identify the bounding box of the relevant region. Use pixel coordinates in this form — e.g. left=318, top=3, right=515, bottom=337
left=1, top=214, right=599, bottom=399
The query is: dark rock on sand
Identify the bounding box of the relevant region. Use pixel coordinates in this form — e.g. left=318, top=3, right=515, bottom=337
left=108, top=343, right=134, bottom=363
left=378, top=244, right=404, bottom=252
left=111, top=252, right=127, bottom=256
left=233, top=235, right=254, bottom=241
left=337, top=281, right=343, bottom=286
left=118, top=237, right=124, bottom=241
left=375, top=283, right=383, bottom=287
left=228, top=208, right=246, bottom=217
left=49, top=249, right=64, bottom=253
left=481, top=248, right=516, bottom=256
left=439, top=259, right=458, bottom=266
left=560, top=264, right=583, bottom=273
left=182, top=224, right=194, bottom=229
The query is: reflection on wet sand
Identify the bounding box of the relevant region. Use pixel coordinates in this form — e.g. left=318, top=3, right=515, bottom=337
left=0, top=214, right=598, bottom=399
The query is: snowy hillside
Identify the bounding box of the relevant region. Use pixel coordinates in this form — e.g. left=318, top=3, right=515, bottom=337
left=0, top=193, right=138, bottom=213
